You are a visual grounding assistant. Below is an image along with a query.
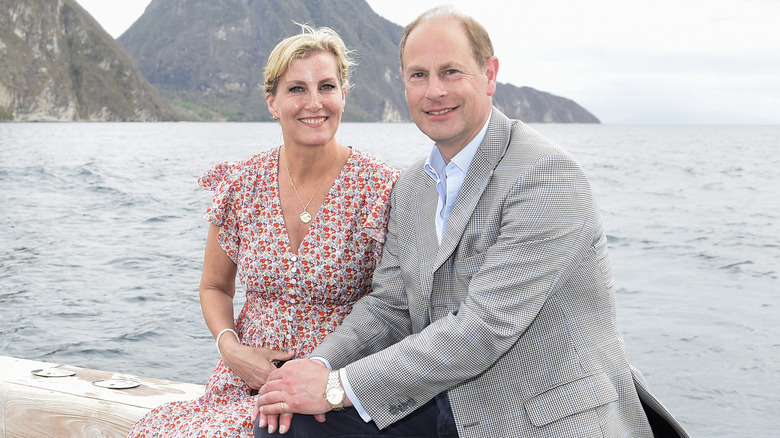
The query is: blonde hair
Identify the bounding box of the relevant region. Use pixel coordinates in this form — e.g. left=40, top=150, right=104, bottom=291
left=263, top=24, right=355, bottom=96
left=399, top=6, right=494, bottom=70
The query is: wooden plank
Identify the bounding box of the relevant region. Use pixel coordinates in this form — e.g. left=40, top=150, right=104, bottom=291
left=0, top=356, right=204, bottom=438
left=0, top=383, right=150, bottom=438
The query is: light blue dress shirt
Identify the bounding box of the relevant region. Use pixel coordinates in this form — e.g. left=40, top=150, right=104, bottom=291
left=317, top=114, right=492, bottom=422
left=424, top=118, right=489, bottom=242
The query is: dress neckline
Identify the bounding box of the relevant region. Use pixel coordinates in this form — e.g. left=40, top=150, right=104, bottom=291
left=273, top=145, right=354, bottom=255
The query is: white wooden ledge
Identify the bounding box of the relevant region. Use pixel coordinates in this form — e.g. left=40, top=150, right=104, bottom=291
left=0, top=355, right=204, bottom=438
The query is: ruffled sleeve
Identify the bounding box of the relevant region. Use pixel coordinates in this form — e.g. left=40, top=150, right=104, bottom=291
left=360, top=156, right=400, bottom=244
left=198, top=161, right=243, bottom=262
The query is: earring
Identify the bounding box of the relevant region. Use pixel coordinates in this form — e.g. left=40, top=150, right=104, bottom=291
left=272, top=115, right=278, bottom=121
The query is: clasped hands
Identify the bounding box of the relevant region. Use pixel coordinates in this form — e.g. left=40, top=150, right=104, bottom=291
left=251, top=358, right=339, bottom=435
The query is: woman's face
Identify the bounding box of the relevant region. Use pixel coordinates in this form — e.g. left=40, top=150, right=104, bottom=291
left=266, top=51, right=346, bottom=149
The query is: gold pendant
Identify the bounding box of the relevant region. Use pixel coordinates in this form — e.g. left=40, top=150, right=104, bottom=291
left=300, top=211, right=312, bottom=223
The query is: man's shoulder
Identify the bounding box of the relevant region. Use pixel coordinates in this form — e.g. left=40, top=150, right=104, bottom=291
left=394, top=158, right=428, bottom=187
left=503, top=119, right=571, bottom=162
left=484, top=116, right=584, bottom=183
left=482, top=109, right=566, bottom=158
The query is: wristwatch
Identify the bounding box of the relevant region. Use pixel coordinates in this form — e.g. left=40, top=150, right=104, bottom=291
left=324, top=370, right=345, bottom=411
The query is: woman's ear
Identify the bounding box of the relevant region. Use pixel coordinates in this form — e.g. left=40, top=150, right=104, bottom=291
left=265, top=92, right=278, bottom=120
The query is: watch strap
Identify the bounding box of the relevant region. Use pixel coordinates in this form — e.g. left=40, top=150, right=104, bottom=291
left=326, top=370, right=345, bottom=411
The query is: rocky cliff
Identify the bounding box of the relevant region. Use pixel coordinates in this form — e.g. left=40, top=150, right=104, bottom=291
left=494, top=84, right=600, bottom=123
left=0, top=0, right=176, bottom=121
left=118, top=0, right=407, bottom=122
left=119, top=0, right=600, bottom=123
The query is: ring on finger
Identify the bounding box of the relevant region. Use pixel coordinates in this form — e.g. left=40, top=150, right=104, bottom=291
left=280, top=401, right=285, bottom=414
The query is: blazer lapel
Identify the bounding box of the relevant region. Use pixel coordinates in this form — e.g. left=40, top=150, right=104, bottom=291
left=411, top=169, right=441, bottom=303
left=435, top=109, right=511, bottom=268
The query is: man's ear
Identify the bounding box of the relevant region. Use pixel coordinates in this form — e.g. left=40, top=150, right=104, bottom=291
left=485, top=56, right=499, bottom=96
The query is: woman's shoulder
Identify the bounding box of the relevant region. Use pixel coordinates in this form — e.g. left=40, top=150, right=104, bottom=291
left=223, top=148, right=277, bottom=176
left=199, top=147, right=278, bottom=190
left=348, top=147, right=400, bottom=183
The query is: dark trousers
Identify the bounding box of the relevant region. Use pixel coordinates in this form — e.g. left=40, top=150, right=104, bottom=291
left=254, top=393, right=457, bottom=438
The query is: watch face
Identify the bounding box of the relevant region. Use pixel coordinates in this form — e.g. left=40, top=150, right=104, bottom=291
left=326, top=387, right=343, bottom=404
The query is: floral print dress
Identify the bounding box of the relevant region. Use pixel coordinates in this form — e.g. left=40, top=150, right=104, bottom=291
left=127, top=146, right=398, bottom=437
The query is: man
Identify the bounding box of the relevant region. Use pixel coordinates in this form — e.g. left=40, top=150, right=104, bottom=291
left=254, top=6, right=689, bottom=437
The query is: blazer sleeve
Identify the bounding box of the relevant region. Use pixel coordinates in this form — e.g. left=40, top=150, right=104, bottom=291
left=309, top=184, right=416, bottom=367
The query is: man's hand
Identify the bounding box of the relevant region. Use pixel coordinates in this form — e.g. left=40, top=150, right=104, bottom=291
left=252, top=359, right=335, bottom=434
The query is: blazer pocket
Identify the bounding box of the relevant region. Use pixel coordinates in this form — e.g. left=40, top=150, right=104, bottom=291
left=452, top=252, right=485, bottom=294
left=524, top=372, right=618, bottom=427
left=454, top=252, right=485, bottom=277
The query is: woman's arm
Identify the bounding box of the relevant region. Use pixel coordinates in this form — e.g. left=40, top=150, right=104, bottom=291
left=199, top=223, right=293, bottom=389
left=199, top=223, right=238, bottom=342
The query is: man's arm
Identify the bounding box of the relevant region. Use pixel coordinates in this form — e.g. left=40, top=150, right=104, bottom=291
left=308, top=184, right=416, bottom=369
left=254, top=184, right=416, bottom=432
left=333, top=152, right=599, bottom=428
left=254, top=150, right=599, bottom=430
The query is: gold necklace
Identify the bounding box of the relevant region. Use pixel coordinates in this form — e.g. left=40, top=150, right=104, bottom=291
left=282, top=146, right=341, bottom=224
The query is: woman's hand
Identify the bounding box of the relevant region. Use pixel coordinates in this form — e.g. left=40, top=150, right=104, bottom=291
left=219, top=341, right=296, bottom=389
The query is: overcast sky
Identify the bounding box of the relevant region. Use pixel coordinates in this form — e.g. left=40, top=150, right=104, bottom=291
left=78, top=0, right=780, bottom=125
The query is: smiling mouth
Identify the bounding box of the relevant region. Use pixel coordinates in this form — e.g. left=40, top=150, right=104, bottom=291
left=426, top=108, right=454, bottom=116
left=301, top=117, right=327, bottom=124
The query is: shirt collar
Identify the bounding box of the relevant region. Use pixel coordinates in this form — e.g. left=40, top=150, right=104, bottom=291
left=424, top=111, right=492, bottom=179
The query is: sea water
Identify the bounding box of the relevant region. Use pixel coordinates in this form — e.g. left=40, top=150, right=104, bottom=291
left=1, top=122, right=778, bottom=436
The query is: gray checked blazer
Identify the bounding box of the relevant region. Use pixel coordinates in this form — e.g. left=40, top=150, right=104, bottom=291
left=312, top=109, right=688, bottom=437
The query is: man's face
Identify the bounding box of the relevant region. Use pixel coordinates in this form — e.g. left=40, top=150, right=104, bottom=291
left=401, top=17, right=497, bottom=158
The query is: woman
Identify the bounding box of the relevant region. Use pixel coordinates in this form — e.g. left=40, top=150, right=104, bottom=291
left=128, top=25, right=399, bottom=437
